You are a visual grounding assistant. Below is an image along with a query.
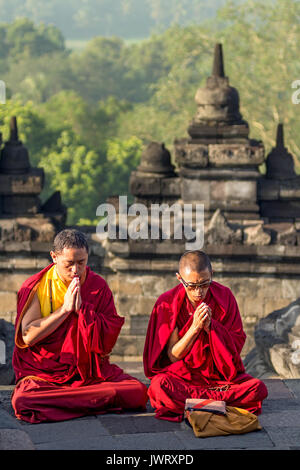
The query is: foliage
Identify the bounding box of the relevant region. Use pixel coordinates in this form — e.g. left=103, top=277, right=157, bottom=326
left=0, top=18, right=65, bottom=60
left=214, top=0, right=300, bottom=165
left=0, top=0, right=300, bottom=224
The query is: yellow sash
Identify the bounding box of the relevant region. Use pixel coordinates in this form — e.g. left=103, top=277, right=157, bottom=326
left=37, top=265, right=68, bottom=317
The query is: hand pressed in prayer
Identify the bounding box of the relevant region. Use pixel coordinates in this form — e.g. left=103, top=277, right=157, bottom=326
left=192, top=302, right=211, bottom=333
left=62, top=277, right=80, bottom=314
left=74, top=276, right=82, bottom=313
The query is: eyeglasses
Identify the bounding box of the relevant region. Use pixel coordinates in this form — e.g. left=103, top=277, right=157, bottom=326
left=177, top=273, right=212, bottom=291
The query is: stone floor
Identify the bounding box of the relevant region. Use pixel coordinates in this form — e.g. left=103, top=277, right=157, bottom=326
left=0, top=362, right=300, bottom=452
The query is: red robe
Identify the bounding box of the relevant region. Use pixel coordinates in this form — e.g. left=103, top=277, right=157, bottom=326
left=12, top=264, right=148, bottom=423
left=143, top=282, right=268, bottom=422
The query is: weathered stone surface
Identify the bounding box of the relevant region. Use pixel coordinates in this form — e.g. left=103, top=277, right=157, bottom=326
left=0, top=217, right=57, bottom=244
left=206, top=209, right=242, bottom=244
left=244, top=224, right=271, bottom=246
left=136, top=142, right=175, bottom=176
left=209, top=144, right=264, bottom=167
left=174, top=142, right=209, bottom=168
left=0, top=170, right=43, bottom=195
left=0, top=292, right=16, bottom=314
left=244, top=299, right=300, bottom=379
left=265, top=124, right=297, bottom=181
left=112, top=335, right=145, bottom=357
left=180, top=178, right=210, bottom=202
left=2, top=195, right=40, bottom=214
left=0, top=319, right=15, bottom=385
left=0, top=429, right=35, bottom=450
left=276, top=224, right=297, bottom=245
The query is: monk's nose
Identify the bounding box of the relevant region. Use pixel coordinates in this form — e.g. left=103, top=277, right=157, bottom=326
left=71, top=265, right=79, bottom=275
left=194, top=286, right=203, bottom=293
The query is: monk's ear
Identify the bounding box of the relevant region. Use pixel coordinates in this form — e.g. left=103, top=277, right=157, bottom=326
left=176, top=272, right=181, bottom=282
left=50, top=250, right=57, bottom=264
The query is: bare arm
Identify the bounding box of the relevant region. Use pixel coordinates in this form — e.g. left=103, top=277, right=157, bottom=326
left=167, top=302, right=211, bottom=363
left=21, top=277, right=81, bottom=347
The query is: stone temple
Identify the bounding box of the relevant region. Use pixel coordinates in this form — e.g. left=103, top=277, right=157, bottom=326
left=1, top=44, right=300, bottom=383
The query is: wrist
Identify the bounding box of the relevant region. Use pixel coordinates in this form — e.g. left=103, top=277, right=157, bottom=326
left=191, top=324, right=202, bottom=335
left=60, top=305, right=73, bottom=316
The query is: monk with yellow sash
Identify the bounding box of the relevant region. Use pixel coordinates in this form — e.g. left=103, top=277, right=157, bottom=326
left=12, top=229, right=148, bottom=423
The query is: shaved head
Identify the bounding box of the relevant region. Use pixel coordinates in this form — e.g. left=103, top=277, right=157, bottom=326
left=179, top=250, right=212, bottom=276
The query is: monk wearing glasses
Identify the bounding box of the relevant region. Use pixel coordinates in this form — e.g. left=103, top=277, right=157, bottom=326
left=143, top=250, right=268, bottom=422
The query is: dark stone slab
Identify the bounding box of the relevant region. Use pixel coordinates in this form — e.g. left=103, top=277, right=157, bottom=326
left=264, top=379, right=294, bottom=399
left=0, top=408, right=21, bottom=429
left=0, top=429, right=35, bottom=450
left=35, top=431, right=185, bottom=451
left=99, top=413, right=179, bottom=435
left=266, top=426, right=300, bottom=449
left=262, top=398, right=300, bottom=412
left=23, top=417, right=109, bottom=444
left=259, top=409, right=300, bottom=428
left=0, top=389, right=15, bottom=418
left=284, top=379, right=300, bottom=399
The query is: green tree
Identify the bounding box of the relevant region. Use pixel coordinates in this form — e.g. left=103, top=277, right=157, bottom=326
left=0, top=98, right=54, bottom=165
left=38, top=129, right=104, bottom=224
left=5, top=18, right=65, bottom=58
left=215, top=0, right=300, bottom=168
left=102, top=136, right=143, bottom=200
left=4, top=51, right=74, bottom=103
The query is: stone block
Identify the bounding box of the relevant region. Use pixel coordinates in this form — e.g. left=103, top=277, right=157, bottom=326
left=138, top=296, right=157, bottom=315
left=11, top=257, right=37, bottom=269
left=130, top=315, right=150, bottom=335
left=243, top=297, right=264, bottom=319
left=130, top=174, right=161, bottom=197
left=2, top=196, right=40, bottom=215
left=208, top=143, right=264, bottom=167
left=264, top=299, right=290, bottom=317
left=0, top=292, right=16, bottom=314
left=112, top=335, right=145, bottom=357
left=99, top=414, right=179, bottom=435
left=263, top=379, right=295, bottom=399
left=175, top=142, right=209, bottom=168
left=210, top=181, right=226, bottom=200
left=160, top=177, right=181, bottom=197
left=0, top=429, right=35, bottom=450
left=0, top=273, right=27, bottom=292
left=281, top=279, right=300, bottom=300
left=265, top=426, right=300, bottom=449
left=116, top=296, right=139, bottom=317
left=257, top=179, right=280, bottom=200
left=0, top=170, right=43, bottom=195
left=24, top=418, right=109, bottom=445
left=259, top=409, right=300, bottom=428
left=244, top=224, right=271, bottom=245
left=0, top=409, right=20, bottom=429
left=141, top=274, right=175, bottom=297
left=260, top=200, right=300, bottom=219
left=225, top=180, right=257, bottom=201
left=180, top=178, right=210, bottom=202
left=284, top=379, right=300, bottom=399
left=118, top=278, right=143, bottom=296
